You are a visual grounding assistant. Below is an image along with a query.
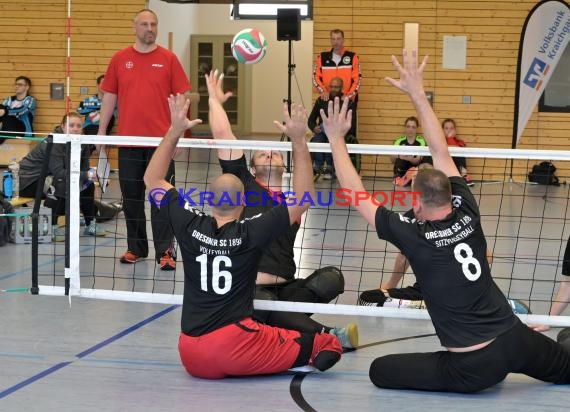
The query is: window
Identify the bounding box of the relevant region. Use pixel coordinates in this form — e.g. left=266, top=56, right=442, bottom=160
left=539, top=44, right=570, bottom=113
left=232, top=0, right=312, bottom=20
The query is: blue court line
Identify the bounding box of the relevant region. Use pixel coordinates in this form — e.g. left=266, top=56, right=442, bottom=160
left=81, top=358, right=180, bottom=368
left=0, top=352, right=45, bottom=360
left=0, top=304, right=180, bottom=399
left=76, top=305, right=179, bottom=358
left=0, top=353, right=178, bottom=369
left=0, top=362, right=73, bottom=399
left=0, top=238, right=117, bottom=281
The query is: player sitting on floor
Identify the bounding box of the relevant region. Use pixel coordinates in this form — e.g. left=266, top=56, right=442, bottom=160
left=143, top=89, right=343, bottom=379
left=325, top=50, right=570, bottom=393
left=358, top=163, right=530, bottom=315
left=206, top=69, right=357, bottom=350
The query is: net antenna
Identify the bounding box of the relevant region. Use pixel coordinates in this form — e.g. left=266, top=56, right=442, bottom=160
left=276, top=8, right=301, bottom=172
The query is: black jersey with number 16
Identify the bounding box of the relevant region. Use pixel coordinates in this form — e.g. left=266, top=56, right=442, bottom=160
left=162, top=188, right=291, bottom=337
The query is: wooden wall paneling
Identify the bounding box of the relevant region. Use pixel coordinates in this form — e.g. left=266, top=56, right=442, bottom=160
left=0, top=0, right=144, bottom=165
left=313, top=0, right=570, bottom=180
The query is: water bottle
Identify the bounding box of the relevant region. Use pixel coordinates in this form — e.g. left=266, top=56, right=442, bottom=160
left=82, top=167, right=97, bottom=191
left=88, top=167, right=97, bottom=181
left=42, top=215, right=49, bottom=236
left=3, top=170, right=13, bottom=200
left=8, top=158, right=19, bottom=199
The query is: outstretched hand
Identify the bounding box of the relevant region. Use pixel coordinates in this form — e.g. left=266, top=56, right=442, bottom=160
left=205, top=70, right=233, bottom=104
left=168, top=94, right=202, bottom=135
left=385, top=50, right=428, bottom=100
left=319, top=97, right=352, bottom=143
left=273, top=103, right=308, bottom=142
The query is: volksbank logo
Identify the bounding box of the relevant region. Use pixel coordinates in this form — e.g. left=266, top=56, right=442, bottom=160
left=523, top=57, right=550, bottom=91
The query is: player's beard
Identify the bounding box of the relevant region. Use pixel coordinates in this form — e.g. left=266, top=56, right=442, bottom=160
left=141, top=32, right=156, bottom=45
left=330, top=90, right=342, bottom=100
left=255, top=164, right=285, bottom=181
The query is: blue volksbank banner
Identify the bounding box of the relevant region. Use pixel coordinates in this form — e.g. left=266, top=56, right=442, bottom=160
left=513, top=0, right=570, bottom=147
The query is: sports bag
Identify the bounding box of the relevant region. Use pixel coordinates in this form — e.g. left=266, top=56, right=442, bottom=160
left=528, top=161, right=559, bottom=186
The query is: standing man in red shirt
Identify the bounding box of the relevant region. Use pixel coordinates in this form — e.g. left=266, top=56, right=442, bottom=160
left=98, top=9, right=191, bottom=270
left=313, top=29, right=361, bottom=104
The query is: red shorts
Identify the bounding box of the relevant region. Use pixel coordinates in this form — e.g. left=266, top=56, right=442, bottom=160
left=178, top=317, right=341, bottom=379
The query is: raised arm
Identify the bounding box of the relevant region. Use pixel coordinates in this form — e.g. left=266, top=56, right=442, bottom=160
left=205, top=70, right=241, bottom=161
left=273, top=103, right=314, bottom=225
left=324, top=97, right=377, bottom=227
left=385, top=51, right=459, bottom=178
left=144, top=94, right=202, bottom=196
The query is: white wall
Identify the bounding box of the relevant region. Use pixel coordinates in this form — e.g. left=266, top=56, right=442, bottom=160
left=149, top=1, right=314, bottom=134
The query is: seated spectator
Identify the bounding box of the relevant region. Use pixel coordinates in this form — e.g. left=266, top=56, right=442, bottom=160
left=308, top=77, right=356, bottom=179
left=0, top=104, right=25, bottom=144
left=442, top=118, right=473, bottom=186
left=391, top=116, right=431, bottom=186
left=2, top=76, right=36, bottom=137
left=77, top=75, right=115, bottom=135
left=18, top=112, right=106, bottom=241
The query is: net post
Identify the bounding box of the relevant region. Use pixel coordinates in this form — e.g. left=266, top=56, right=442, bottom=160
left=64, top=138, right=82, bottom=295
left=31, top=136, right=54, bottom=295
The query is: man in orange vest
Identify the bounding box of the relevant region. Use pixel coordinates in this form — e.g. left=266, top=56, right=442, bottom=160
left=313, top=29, right=361, bottom=105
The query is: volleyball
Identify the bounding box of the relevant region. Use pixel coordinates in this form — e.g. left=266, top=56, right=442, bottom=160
left=231, top=28, right=268, bottom=65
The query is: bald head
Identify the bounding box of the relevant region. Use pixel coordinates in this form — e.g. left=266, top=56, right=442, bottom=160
left=133, top=9, right=158, bottom=48
left=211, top=174, right=244, bottom=215
left=133, top=8, right=157, bottom=23
left=329, top=77, right=344, bottom=98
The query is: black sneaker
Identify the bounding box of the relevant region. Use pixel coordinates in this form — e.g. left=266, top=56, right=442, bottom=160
left=358, top=289, right=387, bottom=306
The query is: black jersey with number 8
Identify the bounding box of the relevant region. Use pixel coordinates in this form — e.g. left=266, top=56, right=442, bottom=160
left=375, top=176, right=517, bottom=348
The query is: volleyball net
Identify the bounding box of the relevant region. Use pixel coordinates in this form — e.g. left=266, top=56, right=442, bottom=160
left=26, top=133, right=570, bottom=326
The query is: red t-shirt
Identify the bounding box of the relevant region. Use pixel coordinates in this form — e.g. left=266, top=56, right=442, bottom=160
left=446, top=136, right=466, bottom=147
left=102, top=45, right=190, bottom=138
